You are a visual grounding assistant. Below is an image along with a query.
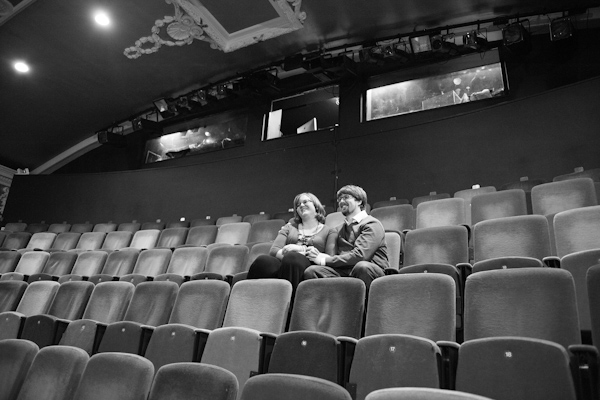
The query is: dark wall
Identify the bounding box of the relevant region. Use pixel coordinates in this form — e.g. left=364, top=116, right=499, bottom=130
left=5, top=76, right=600, bottom=224
left=4, top=30, right=600, bottom=224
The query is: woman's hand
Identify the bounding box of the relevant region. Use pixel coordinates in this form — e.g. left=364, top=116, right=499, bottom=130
left=282, top=244, right=306, bottom=255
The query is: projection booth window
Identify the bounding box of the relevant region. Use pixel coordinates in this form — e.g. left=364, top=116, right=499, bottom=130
left=364, top=49, right=507, bottom=121
left=144, top=111, right=248, bottom=164
left=263, top=85, right=339, bottom=140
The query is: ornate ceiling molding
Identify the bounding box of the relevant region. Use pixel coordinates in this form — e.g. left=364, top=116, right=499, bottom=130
left=124, top=0, right=305, bottom=59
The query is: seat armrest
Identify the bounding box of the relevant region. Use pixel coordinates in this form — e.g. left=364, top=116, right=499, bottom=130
left=569, top=344, right=599, bottom=400
left=543, top=256, right=561, bottom=268
left=92, top=322, right=108, bottom=355
left=437, top=341, right=460, bottom=390
left=338, top=336, right=358, bottom=388
left=55, top=317, right=72, bottom=344
left=194, top=328, right=212, bottom=361
left=139, top=325, right=155, bottom=356
left=259, top=332, right=278, bottom=374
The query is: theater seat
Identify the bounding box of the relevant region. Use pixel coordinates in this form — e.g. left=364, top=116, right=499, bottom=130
left=372, top=199, right=410, bottom=209
left=456, top=337, right=577, bottom=400
left=325, top=212, right=345, bottom=228
left=4, top=222, right=27, bottom=232
left=58, top=250, right=107, bottom=283
left=128, top=229, right=161, bottom=250
left=70, top=223, right=94, bottom=233
left=192, top=244, right=249, bottom=281
left=411, top=193, right=450, bottom=208
left=48, top=232, right=81, bottom=252
left=1, top=232, right=32, bottom=251
left=59, top=281, right=135, bottom=354
left=366, top=274, right=455, bottom=341
left=454, top=186, right=496, bottom=226
left=215, top=222, right=251, bottom=245
left=101, top=231, right=133, bottom=252
left=156, top=247, right=207, bottom=285
left=0, top=280, right=59, bottom=340
left=0, top=250, right=22, bottom=274
left=1, top=251, right=50, bottom=281
left=15, top=345, right=89, bottom=400
left=265, top=278, right=365, bottom=385
left=96, top=281, right=178, bottom=355
left=243, top=213, right=271, bottom=224
left=88, top=248, right=140, bottom=284
left=472, top=215, right=552, bottom=266
left=347, top=335, right=441, bottom=400
left=143, top=280, right=230, bottom=371
left=365, top=388, right=494, bottom=400
left=240, top=374, right=352, bottom=400
left=184, top=225, right=219, bottom=247
left=118, top=222, right=141, bottom=233
left=47, top=223, right=71, bottom=234
left=93, top=223, right=117, bottom=233
left=415, top=198, right=466, bottom=230
left=148, top=363, right=238, bottom=400
left=200, top=279, right=292, bottom=395
left=531, top=177, right=597, bottom=216
left=24, top=223, right=49, bottom=234
left=246, top=219, right=285, bottom=245
left=20, top=281, right=94, bottom=348
left=119, top=248, right=172, bottom=285
left=17, top=232, right=56, bottom=253
left=0, top=339, right=39, bottom=400
left=28, top=251, right=77, bottom=282
left=72, top=352, right=154, bottom=400
left=216, top=215, right=243, bottom=226
left=0, top=280, right=27, bottom=312
left=156, top=227, right=188, bottom=249
left=470, top=189, right=528, bottom=226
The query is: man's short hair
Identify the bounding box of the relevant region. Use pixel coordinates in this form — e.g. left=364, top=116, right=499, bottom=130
left=337, top=185, right=368, bottom=210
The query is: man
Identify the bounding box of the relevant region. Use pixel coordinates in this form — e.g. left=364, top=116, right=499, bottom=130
left=304, top=184, right=389, bottom=289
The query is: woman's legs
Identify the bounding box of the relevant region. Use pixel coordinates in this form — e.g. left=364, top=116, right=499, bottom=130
left=247, top=254, right=281, bottom=279
left=278, top=251, right=312, bottom=292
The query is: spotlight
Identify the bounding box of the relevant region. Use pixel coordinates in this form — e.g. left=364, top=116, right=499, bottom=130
left=550, top=17, right=574, bottom=41
left=502, top=22, right=531, bottom=54
left=190, top=90, right=208, bottom=106
left=431, top=34, right=459, bottom=55
left=463, top=30, right=487, bottom=51
left=410, top=35, right=432, bottom=54
left=153, top=98, right=177, bottom=119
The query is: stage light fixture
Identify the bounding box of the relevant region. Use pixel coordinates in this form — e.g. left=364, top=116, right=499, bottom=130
left=503, top=22, right=531, bottom=54
left=463, top=30, right=487, bottom=51
left=410, top=35, right=432, bottom=54
left=550, top=16, right=574, bottom=41
left=153, top=98, right=177, bottom=119
left=430, top=34, right=459, bottom=55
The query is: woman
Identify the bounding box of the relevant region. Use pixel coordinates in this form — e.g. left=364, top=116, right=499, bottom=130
left=247, top=192, right=336, bottom=291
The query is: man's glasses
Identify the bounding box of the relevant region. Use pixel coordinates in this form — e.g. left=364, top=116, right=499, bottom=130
left=337, top=194, right=355, bottom=202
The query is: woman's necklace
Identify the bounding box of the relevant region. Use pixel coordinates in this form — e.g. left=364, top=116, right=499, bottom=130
left=299, top=222, right=321, bottom=245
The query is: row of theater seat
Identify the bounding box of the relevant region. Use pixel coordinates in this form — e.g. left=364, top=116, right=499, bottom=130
left=0, top=341, right=497, bottom=400
left=4, top=175, right=598, bottom=236
left=1, top=267, right=599, bottom=400
left=1, top=203, right=599, bottom=339
left=0, top=219, right=287, bottom=253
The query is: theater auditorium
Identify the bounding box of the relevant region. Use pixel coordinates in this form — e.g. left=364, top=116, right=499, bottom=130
left=1, top=0, right=600, bottom=398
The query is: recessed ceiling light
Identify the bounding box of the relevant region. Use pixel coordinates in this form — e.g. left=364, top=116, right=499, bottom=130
left=13, top=61, right=30, bottom=73
left=94, top=11, right=110, bottom=27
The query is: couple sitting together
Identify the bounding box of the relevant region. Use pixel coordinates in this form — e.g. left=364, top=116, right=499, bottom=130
left=247, top=185, right=389, bottom=291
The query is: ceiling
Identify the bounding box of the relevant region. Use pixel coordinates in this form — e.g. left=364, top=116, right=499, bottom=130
left=1, top=0, right=598, bottom=172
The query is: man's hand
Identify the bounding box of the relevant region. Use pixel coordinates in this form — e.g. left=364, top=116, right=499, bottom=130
left=306, top=246, right=327, bottom=265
